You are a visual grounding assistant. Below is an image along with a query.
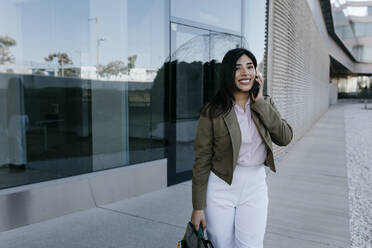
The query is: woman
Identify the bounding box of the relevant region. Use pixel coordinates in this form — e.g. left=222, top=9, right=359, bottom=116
left=190, top=48, right=293, bottom=248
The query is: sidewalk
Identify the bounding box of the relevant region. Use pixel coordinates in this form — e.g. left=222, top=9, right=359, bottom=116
left=0, top=104, right=350, bottom=248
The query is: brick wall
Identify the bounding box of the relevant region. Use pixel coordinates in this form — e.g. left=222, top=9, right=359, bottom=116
left=267, top=0, right=330, bottom=160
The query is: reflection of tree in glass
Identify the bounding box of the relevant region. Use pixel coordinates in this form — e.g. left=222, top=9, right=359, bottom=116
left=98, top=60, right=127, bottom=78
left=98, top=55, right=137, bottom=79
left=0, top=35, right=16, bottom=64
left=44, top=52, right=72, bottom=77
left=128, top=55, right=137, bottom=71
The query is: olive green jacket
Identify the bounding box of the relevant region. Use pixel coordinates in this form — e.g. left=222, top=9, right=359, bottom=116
left=192, top=95, right=293, bottom=210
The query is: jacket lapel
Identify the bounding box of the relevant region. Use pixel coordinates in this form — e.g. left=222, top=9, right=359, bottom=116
left=251, top=110, right=273, bottom=151
left=223, top=107, right=241, bottom=169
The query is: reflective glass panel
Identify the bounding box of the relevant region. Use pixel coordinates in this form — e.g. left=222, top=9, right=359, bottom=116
left=331, top=0, right=372, bottom=62
left=171, top=0, right=241, bottom=32
left=243, top=0, right=266, bottom=71
left=170, top=23, right=241, bottom=174
left=0, top=0, right=167, bottom=189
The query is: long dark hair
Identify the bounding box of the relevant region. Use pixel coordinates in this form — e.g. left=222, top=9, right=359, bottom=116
left=200, top=48, right=257, bottom=118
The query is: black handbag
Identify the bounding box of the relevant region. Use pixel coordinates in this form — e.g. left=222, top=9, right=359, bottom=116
left=177, top=222, right=214, bottom=248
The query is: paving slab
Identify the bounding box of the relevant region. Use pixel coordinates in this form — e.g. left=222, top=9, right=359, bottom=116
left=264, top=104, right=350, bottom=248
left=0, top=207, right=184, bottom=248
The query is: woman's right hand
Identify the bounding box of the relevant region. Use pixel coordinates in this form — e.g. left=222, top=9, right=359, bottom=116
left=191, top=210, right=207, bottom=231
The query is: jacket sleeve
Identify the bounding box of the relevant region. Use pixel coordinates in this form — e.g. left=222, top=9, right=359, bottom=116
left=192, top=114, right=214, bottom=210
left=251, top=96, right=293, bottom=146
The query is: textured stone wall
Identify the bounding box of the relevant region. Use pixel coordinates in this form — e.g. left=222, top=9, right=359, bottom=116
left=267, top=0, right=330, bottom=159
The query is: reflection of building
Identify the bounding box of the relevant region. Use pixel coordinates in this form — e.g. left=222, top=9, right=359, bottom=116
left=0, top=65, right=32, bottom=74
left=1, top=0, right=370, bottom=233
left=80, top=66, right=97, bottom=79
left=29, top=66, right=157, bottom=82
left=129, top=68, right=157, bottom=82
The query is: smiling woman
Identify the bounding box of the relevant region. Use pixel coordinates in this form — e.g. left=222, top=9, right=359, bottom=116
left=234, top=54, right=257, bottom=91
left=191, top=48, right=293, bottom=248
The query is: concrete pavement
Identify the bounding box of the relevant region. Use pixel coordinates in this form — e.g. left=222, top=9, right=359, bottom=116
left=0, top=104, right=350, bottom=248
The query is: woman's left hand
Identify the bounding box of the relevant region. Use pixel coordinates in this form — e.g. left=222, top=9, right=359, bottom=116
left=251, top=72, right=264, bottom=102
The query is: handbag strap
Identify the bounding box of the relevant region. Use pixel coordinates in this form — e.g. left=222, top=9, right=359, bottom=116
left=197, top=224, right=204, bottom=239
left=187, top=222, right=215, bottom=248
left=188, top=222, right=205, bottom=238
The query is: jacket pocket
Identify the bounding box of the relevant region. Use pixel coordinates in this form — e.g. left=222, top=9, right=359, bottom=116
left=214, top=130, right=229, bottom=138
left=213, top=133, right=231, bottom=151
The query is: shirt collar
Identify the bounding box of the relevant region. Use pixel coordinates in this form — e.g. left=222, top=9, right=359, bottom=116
left=233, top=97, right=251, bottom=112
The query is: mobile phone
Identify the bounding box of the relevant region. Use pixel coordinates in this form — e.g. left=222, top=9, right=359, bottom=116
left=250, top=77, right=260, bottom=98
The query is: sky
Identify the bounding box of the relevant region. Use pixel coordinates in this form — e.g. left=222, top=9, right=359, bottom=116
left=0, top=0, right=266, bottom=69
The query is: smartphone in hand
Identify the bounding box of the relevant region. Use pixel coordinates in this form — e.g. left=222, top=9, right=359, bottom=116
left=250, top=76, right=260, bottom=98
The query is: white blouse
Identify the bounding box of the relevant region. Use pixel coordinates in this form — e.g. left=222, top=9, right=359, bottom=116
left=233, top=98, right=267, bottom=166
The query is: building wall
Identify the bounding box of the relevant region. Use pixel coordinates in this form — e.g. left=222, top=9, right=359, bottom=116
left=329, top=82, right=338, bottom=105
left=306, top=0, right=355, bottom=72
left=0, top=158, right=167, bottom=232
left=307, top=0, right=372, bottom=74
left=267, top=0, right=330, bottom=160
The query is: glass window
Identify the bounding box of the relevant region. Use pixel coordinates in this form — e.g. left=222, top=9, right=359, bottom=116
left=354, top=46, right=372, bottom=62
left=334, top=11, right=347, bottom=23
left=331, top=1, right=360, bottom=60
left=336, top=25, right=355, bottom=39
left=171, top=0, right=242, bottom=32
left=242, top=0, right=267, bottom=96
left=169, top=23, right=241, bottom=177
left=0, top=0, right=167, bottom=189
left=243, top=0, right=266, bottom=71
left=363, top=47, right=372, bottom=62
left=353, top=22, right=372, bottom=37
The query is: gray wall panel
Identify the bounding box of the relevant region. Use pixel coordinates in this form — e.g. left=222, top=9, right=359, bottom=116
left=0, top=159, right=167, bottom=232
left=0, top=179, right=95, bottom=231
left=268, top=0, right=330, bottom=161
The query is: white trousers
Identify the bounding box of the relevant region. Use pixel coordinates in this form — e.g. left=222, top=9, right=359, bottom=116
left=205, top=164, right=268, bottom=248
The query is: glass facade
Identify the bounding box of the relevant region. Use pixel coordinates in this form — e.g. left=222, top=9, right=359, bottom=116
left=353, top=45, right=372, bottom=62
left=0, top=0, right=268, bottom=188
left=352, top=22, right=372, bottom=37
left=243, top=0, right=267, bottom=69
left=331, top=1, right=372, bottom=63
left=331, top=1, right=358, bottom=57
left=171, top=0, right=242, bottom=32
left=0, top=0, right=168, bottom=189
left=168, top=24, right=242, bottom=181
left=335, top=75, right=372, bottom=99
